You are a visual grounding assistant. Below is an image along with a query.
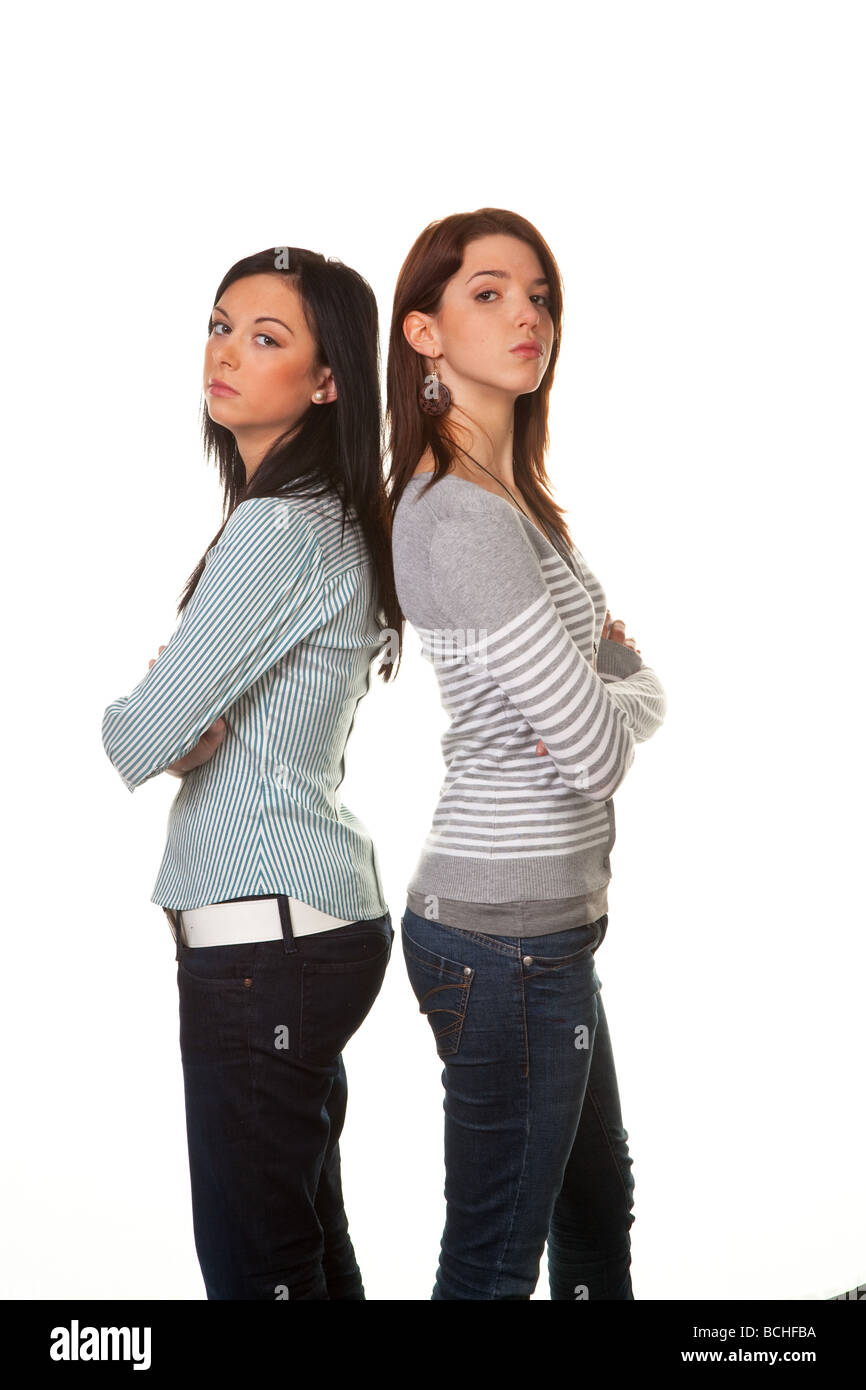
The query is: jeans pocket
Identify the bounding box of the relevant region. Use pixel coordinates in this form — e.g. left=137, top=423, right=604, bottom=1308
left=523, top=918, right=605, bottom=973
left=177, top=942, right=257, bottom=988
left=298, top=934, right=390, bottom=1062
left=519, top=921, right=606, bottom=1006
left=400, top=919, right=475, bottom=1059
left=177, top=948, right=257, bottom=1140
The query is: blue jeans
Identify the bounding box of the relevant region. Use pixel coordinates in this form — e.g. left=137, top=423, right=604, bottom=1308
left=174, top=896, right=393, bottom=1299
left=401, top=905, right=635, bottom=1300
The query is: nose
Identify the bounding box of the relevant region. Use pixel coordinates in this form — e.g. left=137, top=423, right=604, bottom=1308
left=207, top=334, right=238, bottom=370
left=515, top=295, right=542, bottom=330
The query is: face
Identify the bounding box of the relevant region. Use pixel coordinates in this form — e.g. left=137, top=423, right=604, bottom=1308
left=203, top=273, right=333, bottom=440
left=408, top=234, right=555, bottom=398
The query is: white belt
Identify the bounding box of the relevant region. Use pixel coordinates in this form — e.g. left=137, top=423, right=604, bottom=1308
left=178, top=896, right=356, bottom=948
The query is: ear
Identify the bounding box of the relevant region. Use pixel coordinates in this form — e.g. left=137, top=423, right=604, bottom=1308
left=313, top=372, right=338, bottom=403
left=402, top=309, right=440, bottom=361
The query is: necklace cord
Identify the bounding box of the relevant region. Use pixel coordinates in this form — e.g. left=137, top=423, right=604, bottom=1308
left=451, top=443, right=530, bottom=519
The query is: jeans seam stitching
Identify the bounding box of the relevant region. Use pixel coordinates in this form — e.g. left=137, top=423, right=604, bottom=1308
left=492, top=960, right=532, bottom=1298
left=585, top=1078, right=634, bottom=1208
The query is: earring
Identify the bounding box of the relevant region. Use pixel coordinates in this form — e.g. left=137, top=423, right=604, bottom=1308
left=314, top=390, right=325, bottom=401
left=418, top=358, right=451, bottom=416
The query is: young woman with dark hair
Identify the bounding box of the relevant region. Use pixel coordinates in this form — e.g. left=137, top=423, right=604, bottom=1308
left=103, top=247, right=402, bottom=1300
left=388, top=209, right=667, bottom=1300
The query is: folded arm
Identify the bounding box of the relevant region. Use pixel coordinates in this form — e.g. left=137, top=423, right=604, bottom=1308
left=101, top=497, right=324, bottom=790
left=595, top=637, right=667, bottom=743
left=430, top=512, right=667, bottom=800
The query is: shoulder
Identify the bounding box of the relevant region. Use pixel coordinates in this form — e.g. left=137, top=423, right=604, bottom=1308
left=230, top=493, right=321, bottom=526
left=428, top=485, right=535, bottom=559
left=395, top=479, right=538, bottom=581
left=218, top=496, right=323, bottom=567
left=427, top=494, right=545, bottom=616
left=281, top=489, right=372, bottom=575
left=395, top=475, right=526, bottom=541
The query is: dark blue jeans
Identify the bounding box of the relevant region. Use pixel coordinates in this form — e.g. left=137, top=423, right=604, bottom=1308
left=173, top=895, right=393, bottom=1300
left=401, top=905, right=635, bottom=1300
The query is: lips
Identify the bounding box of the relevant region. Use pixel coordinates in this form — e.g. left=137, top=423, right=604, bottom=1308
left=208, top=379, right=239, bottom=396
left=510, top=344, right=544, bottom=358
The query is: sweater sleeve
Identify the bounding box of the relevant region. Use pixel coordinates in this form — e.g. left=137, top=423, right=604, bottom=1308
left=429, top=510, right=667, bottom=801
left=597, top=635, right=642, bottom=680
left=101, top=497, right=324, bottom=791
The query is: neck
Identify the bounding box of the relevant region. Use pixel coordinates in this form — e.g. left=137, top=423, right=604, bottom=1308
left=446, top=381, right=517, bottom=489
left=234, top=423, right=295, bottom=484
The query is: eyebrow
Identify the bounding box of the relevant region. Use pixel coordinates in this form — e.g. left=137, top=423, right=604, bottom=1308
left=211, top=305, right=293, bottom=332
left=465, top=269, right=551, bottom=287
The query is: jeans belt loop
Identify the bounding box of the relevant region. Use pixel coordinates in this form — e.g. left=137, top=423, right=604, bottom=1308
left=277, top=894, right=297, bottom=955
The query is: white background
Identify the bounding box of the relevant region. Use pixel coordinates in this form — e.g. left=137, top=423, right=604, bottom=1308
left=3, top=0, right=863, bottom=1301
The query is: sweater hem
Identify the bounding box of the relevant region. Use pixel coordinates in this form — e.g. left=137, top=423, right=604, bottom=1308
left=407, top=847, right=612, bottom=902
left=406, top=884, right=609, bottom=936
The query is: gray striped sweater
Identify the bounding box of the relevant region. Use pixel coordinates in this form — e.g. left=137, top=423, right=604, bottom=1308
left=102, top=492, right=388, bottom=918
left=392, top=474, right=667, bottom=935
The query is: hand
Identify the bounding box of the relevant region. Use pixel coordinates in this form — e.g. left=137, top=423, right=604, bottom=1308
left=148, top=645, right=228, bottom=777
left=601, top=609, right=640, bottom=654
left=535, top=610, right=640, bottom=759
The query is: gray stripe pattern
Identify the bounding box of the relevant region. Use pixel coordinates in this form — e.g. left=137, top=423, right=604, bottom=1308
left=392, top=475, right=666, bottom=905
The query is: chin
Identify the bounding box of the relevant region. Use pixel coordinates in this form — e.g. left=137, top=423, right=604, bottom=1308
left=206, top=399, right=240, bottom=423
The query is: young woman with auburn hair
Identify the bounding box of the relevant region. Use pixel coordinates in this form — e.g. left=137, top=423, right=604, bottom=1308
left=387, top=209, right=667, bottom=1300
left=103, top=247, right=400, bottom=1300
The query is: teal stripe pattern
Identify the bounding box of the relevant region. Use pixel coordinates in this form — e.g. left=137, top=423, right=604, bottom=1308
left=102, top=493, right=388, bottom=918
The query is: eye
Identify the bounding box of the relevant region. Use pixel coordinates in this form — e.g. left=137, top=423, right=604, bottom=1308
left=474, top=289, right=551, bottom=308
left=254, top=333, right=279, bottom=347
left=208, top=319, right=229, bottom=336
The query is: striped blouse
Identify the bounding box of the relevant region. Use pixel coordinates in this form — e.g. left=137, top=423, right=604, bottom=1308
left=101, top=491, right=388, bottom=919
left=392, top=474, right=667, bottom=936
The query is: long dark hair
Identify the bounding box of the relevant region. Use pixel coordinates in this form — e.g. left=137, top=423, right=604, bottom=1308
left=177, top=246, right=401, bottom=682
left=386, top=208, right=572, bottom=556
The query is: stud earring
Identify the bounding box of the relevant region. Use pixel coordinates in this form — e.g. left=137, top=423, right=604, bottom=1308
left=314, top=390, right=325, bottom=401
left=418, top=357, right=451, bottom=416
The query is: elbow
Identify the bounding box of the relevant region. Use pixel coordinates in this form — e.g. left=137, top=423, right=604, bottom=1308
left=652, top=688, right=668, bottom=733
left=101, top=705, right=142, bottom=792
left=636, top=679, right=668, bottom=742
left=101, top=707, right=121, bottom=774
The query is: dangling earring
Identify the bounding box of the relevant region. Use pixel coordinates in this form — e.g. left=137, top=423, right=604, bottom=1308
left=418, top=357, right=451, bottom=416
left=313, top=390, right=325, bottom=401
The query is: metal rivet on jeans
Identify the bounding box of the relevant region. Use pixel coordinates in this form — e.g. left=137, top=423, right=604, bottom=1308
left=523, top=955, right=533, bottom=966
left=464, top=966, right=472, bottom=975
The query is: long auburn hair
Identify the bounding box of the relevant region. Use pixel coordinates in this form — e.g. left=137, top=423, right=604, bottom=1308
left=385, top=208, right=574, bottom=558
left=177, top=246, right=401, bottom=682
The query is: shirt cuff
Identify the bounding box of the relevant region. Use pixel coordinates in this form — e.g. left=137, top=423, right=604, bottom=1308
left=596, top=636, right=644, bottom=679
